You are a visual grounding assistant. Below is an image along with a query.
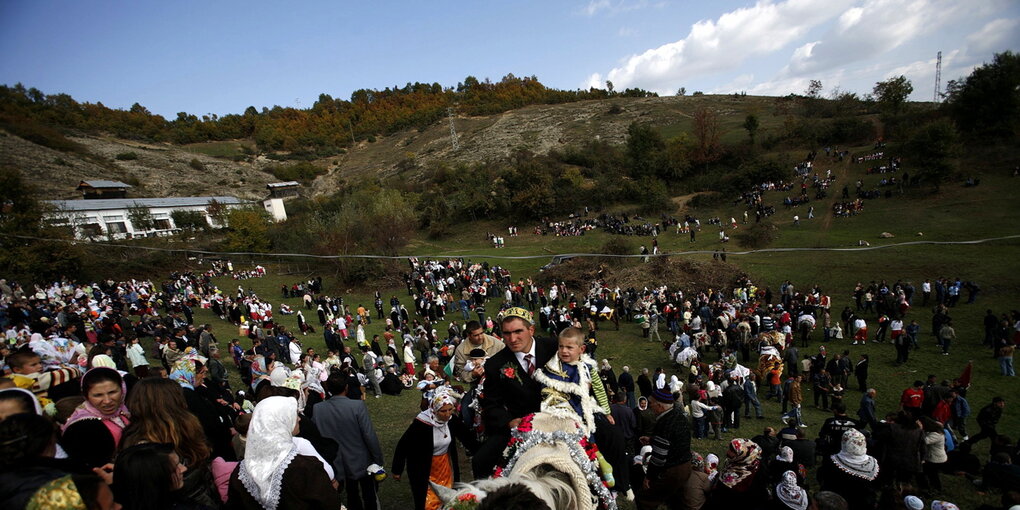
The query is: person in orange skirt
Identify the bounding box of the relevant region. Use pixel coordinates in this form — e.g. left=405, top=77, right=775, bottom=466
left=392, top=388, right=478, bottom=510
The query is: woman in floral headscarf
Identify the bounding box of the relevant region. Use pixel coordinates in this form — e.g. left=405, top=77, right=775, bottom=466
left=817, top=428, right=879, bottom=510
left=770, top=470, right=808, bottom=510
left=392, top=387, right=478, bottom=510
left=684, top=452, right=713, bottom=510
left=708, top=438, right=768, bottom=507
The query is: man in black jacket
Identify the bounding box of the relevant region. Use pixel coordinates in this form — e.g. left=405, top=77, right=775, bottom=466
left=473, top=307, right=555, bottom=477
left=964, top=396, right=1006, bottom=447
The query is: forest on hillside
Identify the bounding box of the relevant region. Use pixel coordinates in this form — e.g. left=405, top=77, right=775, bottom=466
left=1, top=52, right=1016, bottom=283
left=0, top=74, right=656, bottom=156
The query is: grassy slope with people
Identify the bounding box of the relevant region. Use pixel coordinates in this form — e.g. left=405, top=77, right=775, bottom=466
left=185, top=140, right=1020, bottom=509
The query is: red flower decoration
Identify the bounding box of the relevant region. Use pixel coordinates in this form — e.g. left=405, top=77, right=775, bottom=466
left=493, top=466, right=504, bottom=477
left=502, top=367, right=516, bottom=379
left=458, top=493, right=478, bottom=502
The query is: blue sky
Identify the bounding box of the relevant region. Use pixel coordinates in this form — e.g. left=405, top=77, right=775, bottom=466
left=1, top=0, right=1017, bottom=118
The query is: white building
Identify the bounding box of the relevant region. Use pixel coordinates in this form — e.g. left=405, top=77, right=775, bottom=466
left=262, top=181, right=299, bottom=222
left=45, top=196, right=245, bottom=240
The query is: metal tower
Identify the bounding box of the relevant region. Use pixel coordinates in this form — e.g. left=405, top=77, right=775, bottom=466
left=934, top=51, right=942, bottom=104
left=447, top=107, right=459, bottom=150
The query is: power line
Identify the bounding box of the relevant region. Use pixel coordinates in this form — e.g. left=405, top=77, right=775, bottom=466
left=3, top=233, right=1018, bottom=261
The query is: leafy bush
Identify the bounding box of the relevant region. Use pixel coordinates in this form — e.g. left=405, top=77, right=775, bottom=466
left=687, top=192, right=722, bottom=209
left=171, top=210, right=209, bottom=231
left=607, top=105, right=624, bottom=115
left=188, top=158, right=205, bottom=171
left=265, top=161, right=326, bottom=184
left=115, top=152, right=138, bottom=161
left=0, top=114, right=84, bottom=154
left=736, top=220, right=779, bottom=249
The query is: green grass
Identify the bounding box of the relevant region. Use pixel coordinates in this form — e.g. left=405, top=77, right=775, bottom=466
left=175, top=142, right=1020, bottom=509
left=182, top=140, right=253, bottom=158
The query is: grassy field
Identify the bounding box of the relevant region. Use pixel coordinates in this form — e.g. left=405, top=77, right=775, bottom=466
left=181, top=140, right=254, bottom=159
left=183, top=142, right=1020, bottom=509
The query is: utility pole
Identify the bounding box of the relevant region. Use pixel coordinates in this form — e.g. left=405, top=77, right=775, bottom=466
left=447, top=106, right=459, bottom=151
left=933, top=51, right=942, bottom=104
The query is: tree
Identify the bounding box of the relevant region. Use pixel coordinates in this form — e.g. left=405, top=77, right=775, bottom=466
left=743, top=114, right=760, bottom=145
left=170, top=210, right=209, bottom=231
left=691, top=107, right=722, bottom=165
left=806, top=80, right=823, bottom=99
left=126, top=203, right=155, bottom=232
left=625, top=122, right=666, bottom=178
left=873, top=75, right=913, bottom=115
left=0, top=166, right=83, bottom=280
left=606, top=80, right=615, bottom=94
left=677, top=87, right=686, bottom=96
left=224, top=207, right=271, bottom=252
left=902, top=118, right=959, bottom=192
left=945, top=51, right=1020, bottom=139
left=206, top=199, right=229, bottom=228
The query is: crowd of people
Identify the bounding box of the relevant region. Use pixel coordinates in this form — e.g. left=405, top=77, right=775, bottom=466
left=1, top=255, right=1018, bottom=510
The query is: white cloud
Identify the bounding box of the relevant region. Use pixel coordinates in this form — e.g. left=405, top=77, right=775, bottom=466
left=966, top=18, right=1020, bottom=55
left=618, top=26, right=637, bottom=37
left=583, top=0, right=611, bottom=16
left=580, top=0, right=664, bottom=17
left=778, top=0, right=965, bottom=78
left=588, top=0, right=856, bottom=93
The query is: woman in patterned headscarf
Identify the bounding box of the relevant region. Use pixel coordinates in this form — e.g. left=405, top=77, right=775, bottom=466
left=817, top=428, right=879, bottom=509
left=710, top=438, right=769, bottom=506
left=392, top=387, right=479, bottom=510
left=771, top=470, right=808, bottom=510
left=684, top=452, right=712, bottom=510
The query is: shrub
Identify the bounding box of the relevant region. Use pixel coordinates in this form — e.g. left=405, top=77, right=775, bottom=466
left=115, top=152, right=138, bottom=161
left=607, top=105, right=624, bottom=115
left=736, top=220, right=778, bottom=249
left=265, top=161, right=326, bottom=184
left=188, top=158, right=205, bottom=171
left=687, top=192, right=721, bottom=209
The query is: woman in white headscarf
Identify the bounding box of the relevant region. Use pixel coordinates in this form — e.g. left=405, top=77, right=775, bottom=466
left=391, top=388, right=478, bottom=510
left=772, top=470, right=808, bottom=510
left=817, top=428, right=879, bottom=510
left=227, top=396, right=338, bottom=510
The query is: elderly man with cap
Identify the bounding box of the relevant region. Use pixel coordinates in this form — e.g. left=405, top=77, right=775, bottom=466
left=452, top=320, right=504, bottom=384
left=473, top=307, right=556, bottom=478
left=635, top=387, right=692, bottom=510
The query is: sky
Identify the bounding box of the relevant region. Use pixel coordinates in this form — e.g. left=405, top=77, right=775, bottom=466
left=1, top=0, right=1017, bottom=119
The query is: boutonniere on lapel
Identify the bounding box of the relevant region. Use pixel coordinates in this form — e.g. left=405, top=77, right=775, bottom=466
left=500, top=363, right=521, bottom=382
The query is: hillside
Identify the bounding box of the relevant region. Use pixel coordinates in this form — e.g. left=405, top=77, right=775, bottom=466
left=2, top=94, right=785, bottom=199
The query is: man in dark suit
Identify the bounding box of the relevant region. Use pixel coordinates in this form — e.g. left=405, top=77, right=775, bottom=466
left=473, top=307, right=555, bottom=477
left=313, top=373, right=384, bottom=510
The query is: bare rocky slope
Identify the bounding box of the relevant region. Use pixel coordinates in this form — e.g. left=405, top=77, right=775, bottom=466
left=2, top=94, right=766, bottom=200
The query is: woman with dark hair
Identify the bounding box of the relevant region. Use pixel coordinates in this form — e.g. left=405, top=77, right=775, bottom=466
left=392, top=388, right=478, bottom=510
left=114, top=443, right=194, bottom=510
left=0, top=387, right=43, bottom=420
left=877, top=411, right=924, bottom=486
left=121, top=378, right=219, bottom=508
left=170, top=354, right=236, bottom=461
left=0, top=413, right=68, bottom=509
